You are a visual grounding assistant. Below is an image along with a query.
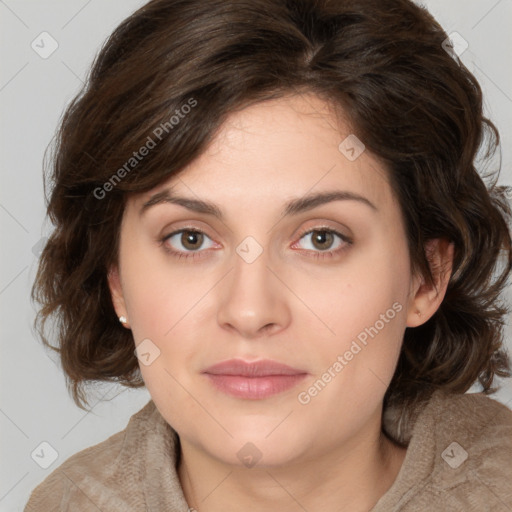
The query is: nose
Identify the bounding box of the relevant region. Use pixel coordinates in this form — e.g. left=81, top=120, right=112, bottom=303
left=216, top=244, right=291, bottom=339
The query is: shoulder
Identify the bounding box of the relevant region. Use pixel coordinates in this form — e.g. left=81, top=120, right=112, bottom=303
left=428, top=390, right=512, bottom=457
left=406, top=390, right=512, bottom=511
left=24, top=399, right=158, bottom=512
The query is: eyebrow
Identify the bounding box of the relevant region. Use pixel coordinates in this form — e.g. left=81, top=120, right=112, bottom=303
left=139, top=188, right=377, bottom=220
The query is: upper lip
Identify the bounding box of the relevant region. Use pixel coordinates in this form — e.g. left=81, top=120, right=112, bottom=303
left=202, top=359, right=307, bottom=377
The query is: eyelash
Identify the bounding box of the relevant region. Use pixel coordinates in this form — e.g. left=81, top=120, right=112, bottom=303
left=158, top=226, right=353, bottom=261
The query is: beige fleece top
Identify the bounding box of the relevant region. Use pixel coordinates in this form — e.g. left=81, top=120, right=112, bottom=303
left=24, top=389, right=512, bottom=511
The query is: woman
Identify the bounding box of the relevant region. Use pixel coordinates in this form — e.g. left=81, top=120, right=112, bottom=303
left=25, top=0, right=512, bottom=510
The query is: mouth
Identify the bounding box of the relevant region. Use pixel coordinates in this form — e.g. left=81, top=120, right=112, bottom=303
left=202, top=359, right=308, bottom=400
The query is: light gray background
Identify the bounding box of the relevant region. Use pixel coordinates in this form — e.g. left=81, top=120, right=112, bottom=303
left=1, top=1, right=511, bottom=510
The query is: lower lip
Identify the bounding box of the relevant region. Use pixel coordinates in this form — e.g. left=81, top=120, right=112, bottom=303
left=204, top=374, right=308, bottom=399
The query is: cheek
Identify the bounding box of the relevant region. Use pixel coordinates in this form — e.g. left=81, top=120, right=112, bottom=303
left=302, top=236, right=410, bottom=386
left=140, top=359, right=204, bottom=440
left=295, top=279, right=407, bottom=433
left=121, top=245, right=212, bottom=395
left=308, top=240, right=409, bottom=340
left=121, top=242, right=208, bottom=340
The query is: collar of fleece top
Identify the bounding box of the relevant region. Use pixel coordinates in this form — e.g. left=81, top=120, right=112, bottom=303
left=24, top=388, right=512, bottom=511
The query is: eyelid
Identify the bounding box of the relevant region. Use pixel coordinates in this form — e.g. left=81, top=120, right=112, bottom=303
left=291, top=225, right=352, bottom=251
left=161, top=226, right=217, bottom=247
left=296, top=223, right=351, bottom=238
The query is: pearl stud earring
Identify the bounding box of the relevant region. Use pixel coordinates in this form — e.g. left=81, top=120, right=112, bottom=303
left=119, top=316, right=127, bottom=324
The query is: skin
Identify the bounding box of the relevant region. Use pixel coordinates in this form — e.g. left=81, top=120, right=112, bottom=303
left=108, top=92, right=454, bottom=512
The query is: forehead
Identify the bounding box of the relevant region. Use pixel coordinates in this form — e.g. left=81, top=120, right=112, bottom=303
left=129, top=93, right=395, bottom=217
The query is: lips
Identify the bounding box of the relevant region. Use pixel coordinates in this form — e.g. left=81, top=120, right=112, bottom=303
left=203, top=359, right=306, bottom=377
left=202, top=359, right=308, bottom=399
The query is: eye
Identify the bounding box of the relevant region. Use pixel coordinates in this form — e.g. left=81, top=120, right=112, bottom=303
left=160, top=228, right=216, bottom=260
left=159, top=226, right=352, bottom=262
left=293, top=227, right=352, bottom=259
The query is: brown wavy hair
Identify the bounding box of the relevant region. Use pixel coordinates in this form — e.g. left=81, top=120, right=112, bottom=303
left=32, top=0, right=512, bottom=417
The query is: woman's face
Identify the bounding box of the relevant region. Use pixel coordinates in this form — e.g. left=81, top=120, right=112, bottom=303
left=110, top=93, right=421, bottom=467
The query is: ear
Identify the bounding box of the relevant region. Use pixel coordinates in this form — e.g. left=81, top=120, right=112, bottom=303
left=107, top=265, right=130, bottom=329
left=406, top=238, right=454, bottom=328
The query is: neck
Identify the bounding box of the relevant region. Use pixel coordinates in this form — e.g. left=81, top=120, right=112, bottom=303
left=177, top=412, right=407, bottom=512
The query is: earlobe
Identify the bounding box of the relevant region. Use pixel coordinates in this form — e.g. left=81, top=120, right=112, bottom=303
left=107, top=265, right=130, bottom=328
left=406, top=238, right=454, bottom=328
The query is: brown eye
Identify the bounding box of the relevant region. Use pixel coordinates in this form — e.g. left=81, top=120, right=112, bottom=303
left=162, top=229, right=215, bottom=255
left=293, top=227, right=352, bottom=259
left=299, top=229, right=343, bottom=251
left=180, top=230, right=204, bottom=250
left=310, top=230, right=336, bottom=251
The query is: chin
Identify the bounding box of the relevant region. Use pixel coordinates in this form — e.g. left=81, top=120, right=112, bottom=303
left=201, top=422, right=308, bottom=468
left=210, top=440, right=303, bottom=469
